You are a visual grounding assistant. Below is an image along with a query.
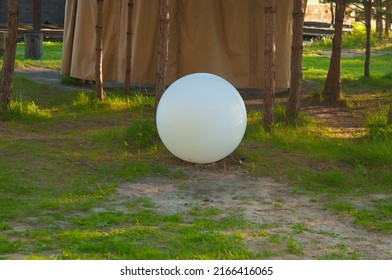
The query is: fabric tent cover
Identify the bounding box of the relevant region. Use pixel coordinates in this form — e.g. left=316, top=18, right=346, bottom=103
left=61, top=0, right=293, bottom=89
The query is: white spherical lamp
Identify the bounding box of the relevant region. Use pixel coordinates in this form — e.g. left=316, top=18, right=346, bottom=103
left=156, top=73, right=247, bottom=164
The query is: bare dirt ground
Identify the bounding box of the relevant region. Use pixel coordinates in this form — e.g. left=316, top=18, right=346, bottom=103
left=116, top=167, right=392, bottom=259
left=15, top=67, right=392, bottom=259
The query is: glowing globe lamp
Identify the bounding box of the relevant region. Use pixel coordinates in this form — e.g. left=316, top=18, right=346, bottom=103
left=156, top=73, right=247, bottom=164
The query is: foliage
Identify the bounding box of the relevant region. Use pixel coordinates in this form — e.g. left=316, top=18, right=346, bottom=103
left=341, top=21, right=378, bottom=49
left=125, top=119, right=160, bottom=149
left=305, top=22, right=383, bottom=50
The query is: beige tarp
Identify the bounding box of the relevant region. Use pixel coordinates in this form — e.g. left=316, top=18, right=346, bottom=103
left=61, top=0, right=293, bottom=89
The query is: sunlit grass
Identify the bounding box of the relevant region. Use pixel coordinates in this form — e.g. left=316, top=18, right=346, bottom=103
left=1, top=39, right=391, bottom=260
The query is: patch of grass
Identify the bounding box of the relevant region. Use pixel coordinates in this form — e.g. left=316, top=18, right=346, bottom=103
left=0, top=235, right=20, bottom=255
left=123, top=197, right=157, bottom=210
left=286, top=236, right=304, bottom=256
left=353, top=199, right=392, bottom=233
left=366, top=108, right=392, bottom=144
left=324, top=200, right=355, bottom=214
left=292, top=223, right=306, bottom=234
left=0, top=222, right=12, bottom=231
left=0, top=97, right=52, bottom=121
left=125, top=119, right=160, bottom=149
left=60, top=76, right=83, bottom=86
left=12, top=41, right=63, bottom=69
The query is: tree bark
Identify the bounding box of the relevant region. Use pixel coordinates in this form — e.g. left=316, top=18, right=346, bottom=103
left=364, top=0, right=372, bottom=77
left=155, top=0, right=170, bottom=107
left=32, top=0, right=42, bottom=31
left=263, top=0, right=276, bottom=132
left=386, top=0, right=391, bottom=36
left=376, top=0, right=383, bottom=41
left=286, top=0, right=307, bottom=123
left=0, top=0, right=18, bottom=110
left=388, top=102, right=392, bottom=124
left=321, top=0, right=347, bottom=103
left=124, top=0, right=134, bottom=94
left=330, top=2, right=335, bottom=26
left=95, top=0, right=104, bottom=101
left=24, top=32, right=43, bottom=60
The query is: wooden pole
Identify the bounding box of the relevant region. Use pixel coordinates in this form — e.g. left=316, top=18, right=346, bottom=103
left=155, top=0, right=170, bottom=107
left=24, top=0, right=43, bottom=60
left=1, top=0, right=18, bottom=110
left=95, top=0, right=104, bottom=101
left=388, top=102, right=392, bottom=124
left=263, top=0, right=276, bottom=132
left=124, top=0, right=134, bottom=94
left=286, top=0, right=307, bottom=123
left=32, top=0, right=42, bottom=31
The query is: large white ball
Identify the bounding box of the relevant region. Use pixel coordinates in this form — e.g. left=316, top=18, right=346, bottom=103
left=156, top=73, right=247, bottom=164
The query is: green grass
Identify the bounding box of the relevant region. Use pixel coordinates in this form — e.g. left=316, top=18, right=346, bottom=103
left=1, top=39, right=392, bottom=259
left=0, top=41, right=63, bottom=69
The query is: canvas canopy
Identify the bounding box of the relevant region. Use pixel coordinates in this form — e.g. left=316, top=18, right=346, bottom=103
left=61, top=0, right=293, bottom=89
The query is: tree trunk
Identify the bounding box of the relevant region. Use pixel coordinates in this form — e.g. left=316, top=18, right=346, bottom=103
left=0, top=0, right=18, bottom=110
left=330, top=2, right=335, bottom=26
left=321, top=0, right=347, bottom=103
left=24, top=32, right=43, bottom=60
left=155, top=0, right=170, bottom=107
left=286, top=0, right=307, bottom=123
left=263, top=0, right=276, bottom=132
left=364, top=0, right=372, bottom=77
left=376, top=0, right=383, bottom=41
left=388, top=102, right=392, bottom=124
left=386, top=0, right=391, bottom=36
left=95, top=0, right=104, bottom=101
left=124, top=0, right=134, bottom=94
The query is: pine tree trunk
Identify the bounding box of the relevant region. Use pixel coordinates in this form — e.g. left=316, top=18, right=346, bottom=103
left=364, top=0, right=372, bottom=77
left=376, top=0, right=383, bottom=41
left=95, top=0, right=104, bottom=101
left=286, top=0, right=307, bottom=123
left=0, top=0, right=18, bottom=110
left=321, top=0, right=347, bottom=103
left=155, top=0, right=170, bottom=107
left=388, top=102, right=392, bottom=124
left=124, top=0, right=134, bottom=94
left=263, top=0, right=276, bottom=132
left=330, top=2, right=335, bottom=26
left=386, top=0, right=391, bottom=36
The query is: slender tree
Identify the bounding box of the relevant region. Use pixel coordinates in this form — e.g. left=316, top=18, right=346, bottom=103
left=386, top=0, right=391, bottom=36
left=322, top=0, right=348, bottom=103
left=124, top=0, right=134, bottom=94
left=388, top=102, right=392, bottom=124
left=263, top=0, right=276, bottom=132
left=375, top=0, right=383, bottom=41
left=155, top=0, right=170, bottom=107
left=0, top=0, right=18, bottom=110
left=286, top=0, right=307, bottom=123
left=330, top=2, right=335, bottom=26
left=364, top=0, right=372, bottom=77
left=95, top=0, right=104, bottom=101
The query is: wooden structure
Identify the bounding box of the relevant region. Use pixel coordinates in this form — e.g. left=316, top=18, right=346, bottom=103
left=24, top=0, right=43, bottom=60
